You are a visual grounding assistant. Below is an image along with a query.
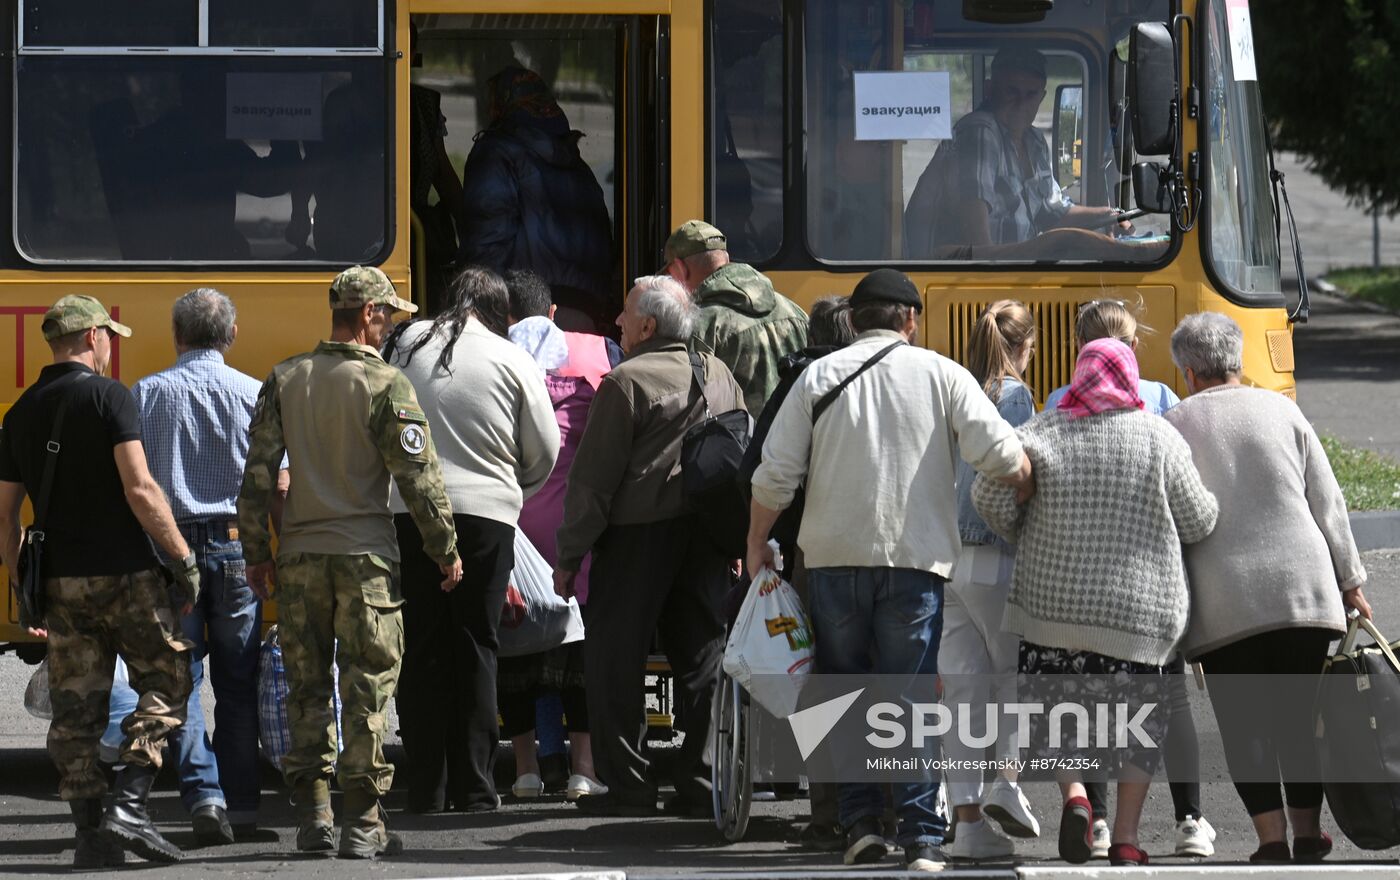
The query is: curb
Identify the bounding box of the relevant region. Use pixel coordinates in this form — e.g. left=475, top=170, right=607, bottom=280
left=1313, top=279, right=1400, bottom=318
left=1351, top=510, right=1400, bottom=552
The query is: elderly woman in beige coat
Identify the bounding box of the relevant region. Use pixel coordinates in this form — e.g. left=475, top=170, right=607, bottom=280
left=1164, top=312, right=1370, bottom=866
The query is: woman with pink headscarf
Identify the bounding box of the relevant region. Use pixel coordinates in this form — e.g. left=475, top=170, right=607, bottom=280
left=972, top=338, right=1218, bottom=868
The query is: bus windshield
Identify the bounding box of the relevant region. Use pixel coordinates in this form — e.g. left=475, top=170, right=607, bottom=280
left=1201, top=0, right=1281, bottom=299
left=800, top=0, right=1172, bottom=266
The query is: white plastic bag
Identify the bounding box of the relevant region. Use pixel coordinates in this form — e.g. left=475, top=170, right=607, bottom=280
left=497, top=528, right=584, bottom=658
left=722, top=560, right=814, bottom=719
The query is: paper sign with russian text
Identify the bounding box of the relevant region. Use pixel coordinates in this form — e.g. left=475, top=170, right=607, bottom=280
left=226, top=73, right=324, bottom=141
left=854, top=71, right=952, bottom=141
left=1226, top=0, right=1258, bottom=82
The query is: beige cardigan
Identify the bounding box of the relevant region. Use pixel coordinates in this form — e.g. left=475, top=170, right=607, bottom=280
left=1164, top=384, right=1365, bottom=659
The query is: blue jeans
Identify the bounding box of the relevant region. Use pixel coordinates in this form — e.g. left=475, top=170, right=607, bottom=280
left=807, top=566, right=947, bottom=848
left=102, top=522, right=262, bottom=823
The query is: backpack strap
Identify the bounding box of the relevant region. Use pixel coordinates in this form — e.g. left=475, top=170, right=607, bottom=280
left=30, top=373, right=90, bottom=539
left=812, top=341, right=904, bottom=424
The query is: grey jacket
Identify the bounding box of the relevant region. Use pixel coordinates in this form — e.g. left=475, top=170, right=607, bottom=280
left=556, top=337, right=744, bottom=570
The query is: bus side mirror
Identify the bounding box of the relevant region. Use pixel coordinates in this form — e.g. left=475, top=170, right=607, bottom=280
left=1052, top=84, right=1083, bottom=190
left=1132, top=161, right=1172, bottom=214
left=1129, top=22, right=1176, bottom=155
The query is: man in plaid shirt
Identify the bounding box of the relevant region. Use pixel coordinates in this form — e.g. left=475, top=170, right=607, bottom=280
left=109, top=288, right=287, bottom=843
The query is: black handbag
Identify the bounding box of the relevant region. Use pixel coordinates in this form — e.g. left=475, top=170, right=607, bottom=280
left=14, top=375, right=85, bottom=628
left=1315, top=613, right=1400, bottom=849
left=681, top=352, right=751, bottom=557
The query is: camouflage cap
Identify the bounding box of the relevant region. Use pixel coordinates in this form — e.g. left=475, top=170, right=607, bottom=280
left=42, top=295, right=133, bottom=341
left=328, top=266, right=418, bottom=314
left=664, top=220, right=728, bottom=262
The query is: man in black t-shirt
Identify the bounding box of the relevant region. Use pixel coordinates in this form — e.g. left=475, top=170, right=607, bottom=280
left=0, top=295, right=202, bottom=867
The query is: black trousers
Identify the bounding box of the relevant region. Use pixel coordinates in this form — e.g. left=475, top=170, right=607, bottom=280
left=1086, top=654, right=1202, bottom=821
left=583, top=517, right=728, bottom=804
left=1198, top=627, right=1334, bottom=816
left=395, top=513, right=514, bottom=812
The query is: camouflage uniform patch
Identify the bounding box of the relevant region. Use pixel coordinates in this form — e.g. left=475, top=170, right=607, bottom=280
left=44, top=568, right=193, bottom=801
left=275, top=552, right=403, bottom=797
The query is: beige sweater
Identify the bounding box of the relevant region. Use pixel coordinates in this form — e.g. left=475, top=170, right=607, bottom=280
left=751, top=330, right=1024, bottom=576
left=388, top=317, right=560, bottom=527
left=1164, top=384, right=1365, bottom=659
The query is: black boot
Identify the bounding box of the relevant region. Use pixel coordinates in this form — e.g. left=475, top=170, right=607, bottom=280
left=70, top=798, right=125, bottom=869
left=100, top=764, right=182, bottom=863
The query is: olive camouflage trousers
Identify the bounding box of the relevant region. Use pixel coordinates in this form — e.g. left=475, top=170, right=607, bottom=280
left=276, top=552, right=404, bottom=797
left=45, top=568, right=193, bottom=801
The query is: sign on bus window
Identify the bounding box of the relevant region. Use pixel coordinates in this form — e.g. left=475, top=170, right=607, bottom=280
left=23, top=0, right=196, bottom=48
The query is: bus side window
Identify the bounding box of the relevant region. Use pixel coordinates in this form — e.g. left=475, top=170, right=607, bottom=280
left=710, top=0, right=784, bottom=264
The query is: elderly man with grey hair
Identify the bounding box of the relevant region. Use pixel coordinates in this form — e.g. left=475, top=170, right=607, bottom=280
left=1165, top=311, right=1369, bottom=865
left=102, top=288, right=288, bottom=843
left=554, top=274, right=745, bottom=817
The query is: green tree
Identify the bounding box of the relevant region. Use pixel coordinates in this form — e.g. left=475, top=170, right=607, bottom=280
left=1253, top=0, right=1400, bottom=214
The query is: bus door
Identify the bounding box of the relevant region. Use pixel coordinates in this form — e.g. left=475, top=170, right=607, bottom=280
left=408, top=7, right=670, bottom=322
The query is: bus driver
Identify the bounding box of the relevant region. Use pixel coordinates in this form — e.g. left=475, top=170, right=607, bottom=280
left=904, top=47, right=1123, bottom=258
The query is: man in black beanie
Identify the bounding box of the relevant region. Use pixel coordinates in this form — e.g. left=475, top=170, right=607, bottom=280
left=746, top=268, right=1034, bottom=873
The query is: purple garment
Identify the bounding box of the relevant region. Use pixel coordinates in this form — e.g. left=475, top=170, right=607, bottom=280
left=518, top=374, right=597, bottom=603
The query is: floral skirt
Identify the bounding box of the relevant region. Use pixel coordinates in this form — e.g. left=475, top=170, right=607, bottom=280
left=1017, top=640, right=1169, bottom=776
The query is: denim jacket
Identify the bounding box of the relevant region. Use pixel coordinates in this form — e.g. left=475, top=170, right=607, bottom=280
left=956, top=377, right=1035, bottom=546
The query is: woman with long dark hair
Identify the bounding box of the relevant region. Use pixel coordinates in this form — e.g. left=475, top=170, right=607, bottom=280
left=386, top=265, right=560, bottom=813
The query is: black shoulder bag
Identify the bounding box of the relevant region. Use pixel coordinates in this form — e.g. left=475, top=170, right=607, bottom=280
left=14, top=376, right=86, bottom=628
left=680, top=352, right=751, bottom=557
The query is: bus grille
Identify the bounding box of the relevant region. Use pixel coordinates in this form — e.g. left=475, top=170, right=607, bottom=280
left=945, top=298, right=1082, bottom=405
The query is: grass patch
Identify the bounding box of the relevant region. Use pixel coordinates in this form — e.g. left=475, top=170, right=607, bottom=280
left=1324, top=266, right=1400, bottom=312
left=1320, top=434, right=1400, bottom=511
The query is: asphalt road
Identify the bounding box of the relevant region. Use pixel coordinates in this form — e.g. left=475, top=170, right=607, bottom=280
left=2, top=549, right=1398, bottom=877
left=1293, top=289, right=1400, bottom=462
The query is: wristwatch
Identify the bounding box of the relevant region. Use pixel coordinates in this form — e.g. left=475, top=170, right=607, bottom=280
left=180, top=553, right=197, bottom=573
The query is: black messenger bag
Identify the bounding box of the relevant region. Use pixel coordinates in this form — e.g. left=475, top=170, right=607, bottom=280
left=14, top=376, right=86, bottom=628
left=1315, top=613, right=1400, bottom=849
left=681, top=352, right=751, bottom=557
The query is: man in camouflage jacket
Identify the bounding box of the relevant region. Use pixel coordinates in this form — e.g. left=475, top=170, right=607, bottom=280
left=237, top=266, right=461, bottom=859
left=663, top=220, right=809, bottom=415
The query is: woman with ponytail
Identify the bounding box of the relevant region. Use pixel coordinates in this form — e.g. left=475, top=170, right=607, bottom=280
left=942, top=300, right=1041, bottom=860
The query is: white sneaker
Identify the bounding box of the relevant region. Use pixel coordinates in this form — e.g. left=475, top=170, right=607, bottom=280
left=1089, top=819, right=1110, bottom=860
left=981, top=778, right=1041, bottom=838
left=511, top=773, right=544, bottom=798
left=564, top=774, right=609, bottom=801
left=947, top=819, right=1013, bottom=860
left=1175, top=816, right=1217, bottom=857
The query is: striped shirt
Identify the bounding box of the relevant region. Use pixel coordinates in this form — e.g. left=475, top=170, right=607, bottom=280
left=132, top=348, right=263, bottom=522
left=953, top=109, right=1071, bottom=244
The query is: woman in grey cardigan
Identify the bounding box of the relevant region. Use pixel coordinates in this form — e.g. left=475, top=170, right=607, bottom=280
left=973, top=338, right=1218, bottom=867
left=1164, top=312, right=1370, bottom=865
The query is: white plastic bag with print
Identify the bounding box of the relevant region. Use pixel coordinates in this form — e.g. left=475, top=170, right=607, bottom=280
left=722, top=545, right=814, bottom=718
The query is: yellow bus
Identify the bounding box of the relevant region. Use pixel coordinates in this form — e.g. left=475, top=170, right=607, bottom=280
left=2, top=0, right=1299, bottom=650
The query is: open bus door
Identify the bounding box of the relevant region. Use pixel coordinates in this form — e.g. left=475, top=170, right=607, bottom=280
left=406, top=5, right=669, bottom=321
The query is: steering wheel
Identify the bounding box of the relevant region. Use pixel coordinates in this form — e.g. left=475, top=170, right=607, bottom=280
left=1088, top=208, right=1149, bottom=230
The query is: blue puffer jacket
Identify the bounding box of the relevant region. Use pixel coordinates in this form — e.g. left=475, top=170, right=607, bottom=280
left=457, top=122, right=613, bottom=308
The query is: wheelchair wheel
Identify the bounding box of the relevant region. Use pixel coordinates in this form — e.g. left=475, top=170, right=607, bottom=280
left=710, top=665, right=752, bottom=842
